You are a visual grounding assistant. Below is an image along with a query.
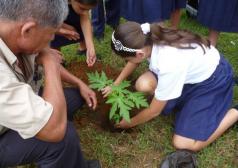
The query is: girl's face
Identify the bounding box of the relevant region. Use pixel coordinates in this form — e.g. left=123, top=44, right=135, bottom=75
left=71, top=0, right=95, bottom=15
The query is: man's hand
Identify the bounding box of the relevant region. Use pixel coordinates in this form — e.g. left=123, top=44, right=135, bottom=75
left=78, top=82, right=97, bottom=110
left=36, top=48, right=64, bottom=66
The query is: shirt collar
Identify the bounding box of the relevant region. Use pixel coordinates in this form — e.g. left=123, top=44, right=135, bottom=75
left=0, top=38, right=18, bottom=66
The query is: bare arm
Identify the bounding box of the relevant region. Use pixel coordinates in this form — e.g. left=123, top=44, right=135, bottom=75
left=60, top=65, right=97, bottom=109
left=80, top=12, right=96, bottom=66
left=102, top=61, right=138, bottom=97
left=36, top=50, right=67, bottom=142
left=117, top=98, right=167, bottom=128
left=114, top=61, right=138, bottom=85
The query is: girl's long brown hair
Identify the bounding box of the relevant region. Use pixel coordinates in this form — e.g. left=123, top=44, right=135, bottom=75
left=112, top=21, right=210, bottom=57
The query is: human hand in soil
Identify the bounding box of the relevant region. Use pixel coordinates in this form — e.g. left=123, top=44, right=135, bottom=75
left=101, top=86, right=112, bottom=98
left=36, top=48, right=64, bottom=65
left=78, top=82, right=97, bottom=110
left=115, top=119, right=132, bottom=129
left=86, top=47, right=96, bottom=67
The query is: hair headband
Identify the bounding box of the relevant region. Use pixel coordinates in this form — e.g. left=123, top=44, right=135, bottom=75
left=111, top=23, right=151, bottom=53
left=111, top=31, right=139, bottom=53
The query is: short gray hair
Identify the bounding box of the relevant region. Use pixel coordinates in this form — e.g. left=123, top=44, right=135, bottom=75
left=0, top=0, right=68, bottom=27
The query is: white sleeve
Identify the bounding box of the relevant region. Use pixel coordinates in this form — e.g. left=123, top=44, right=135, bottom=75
left=154, top=68, right=187, bottom=101
left=0, top=76, right=53, bottom=139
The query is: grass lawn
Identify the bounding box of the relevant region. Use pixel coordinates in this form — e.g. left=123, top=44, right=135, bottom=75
left=19, top=12, right=238, bottom=168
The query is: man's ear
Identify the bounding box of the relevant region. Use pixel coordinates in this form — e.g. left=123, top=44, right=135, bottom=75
left=21, top=21, right=37, bottom=38
left=135, top=50, right=146, bottom=59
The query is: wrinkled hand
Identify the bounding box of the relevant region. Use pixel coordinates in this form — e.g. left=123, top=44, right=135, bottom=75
left=101, top=86, right=112, bottom=98
left=114, top=118, right=132, bottom=129
left=36, top=48, right=64, bottom=65
left=78, top=82, right=97, bottom=110
left=86, top=48, right=96, bottom=67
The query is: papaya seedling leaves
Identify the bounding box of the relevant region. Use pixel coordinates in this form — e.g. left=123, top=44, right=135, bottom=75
left=87, top=71, right=148, bottom=124
left=87, top=71, right=113, bottom=91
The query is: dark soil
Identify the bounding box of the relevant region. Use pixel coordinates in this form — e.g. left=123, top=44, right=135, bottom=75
left=66, top=61, right=126, bottom=132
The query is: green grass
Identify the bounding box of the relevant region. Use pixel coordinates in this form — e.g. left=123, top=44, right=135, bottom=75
left=60, top=13, right=238, bottom=168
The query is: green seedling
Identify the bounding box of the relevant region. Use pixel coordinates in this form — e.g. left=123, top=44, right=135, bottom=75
left=87, top=71, right=149, bottom=124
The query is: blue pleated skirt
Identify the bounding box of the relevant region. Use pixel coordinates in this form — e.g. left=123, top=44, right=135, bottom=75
left=197, top=0, right=238, bottom=32
left=120, top=0, right=186, bottom=23
left=162, top=55, right=234, bottom=141
left=51, top=5, right=84, bottom=48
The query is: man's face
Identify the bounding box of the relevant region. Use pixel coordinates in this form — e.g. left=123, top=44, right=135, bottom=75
left=17, top=23, right=58, bottom=55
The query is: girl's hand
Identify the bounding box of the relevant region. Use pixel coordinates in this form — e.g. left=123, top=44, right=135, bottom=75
left=78, top=82, right=97, bottom=110
left=58, top=28, right=80, bottom=41
left=114, top=119, right=132, bottom=129
left=101, top=86, right=112, bottom=98
left=86, top=48, right=96, bottom=67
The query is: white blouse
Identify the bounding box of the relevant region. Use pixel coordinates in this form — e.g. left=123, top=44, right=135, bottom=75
left=149, top=44, right=220, bottom=101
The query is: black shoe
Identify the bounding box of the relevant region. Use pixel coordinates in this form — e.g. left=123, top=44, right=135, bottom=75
left=160, top=149, right=197, bottom=168
left=77, top=49, right=87, bottom=56
left=87, top=159, right=101, bottom=168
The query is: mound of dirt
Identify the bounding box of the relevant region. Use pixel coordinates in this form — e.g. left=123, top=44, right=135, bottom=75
left=67, top=61, right=122, bottom=131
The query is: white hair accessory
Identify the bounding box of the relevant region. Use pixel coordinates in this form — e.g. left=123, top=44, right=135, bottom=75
left=111, top=31, right=139, bottom=53
left=141, top=23, right=150, bottom=35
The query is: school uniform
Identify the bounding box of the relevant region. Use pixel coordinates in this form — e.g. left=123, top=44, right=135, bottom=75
left=161, top=0, right=187, bottom=21
left=175, top=0, right=187, bottom=9
left=197, top=0, right=238, bottom=32
left=120, top=0, right=163, bottom=23
left=51, top=5, right=84, bottom=48
left=149, top=44, right=234, bottom=141
left=92, top=0, right=120, bottom=38
left=120, top=0, right=187, bottom=23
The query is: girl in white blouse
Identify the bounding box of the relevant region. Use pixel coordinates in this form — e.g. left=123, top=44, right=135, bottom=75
left=103, top=21, right=238, bottom=152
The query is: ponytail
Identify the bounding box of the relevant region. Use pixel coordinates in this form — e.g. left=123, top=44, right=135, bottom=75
left=150, top=23, right=210, bottom=53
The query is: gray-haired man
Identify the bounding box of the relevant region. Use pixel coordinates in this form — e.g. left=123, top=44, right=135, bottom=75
left=0, top=0, right=100, bottom=167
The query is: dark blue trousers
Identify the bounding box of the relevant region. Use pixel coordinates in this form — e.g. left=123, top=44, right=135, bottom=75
left=0, top=88, right=86, bottom=168
left=91, top=0, right=120, bottom=37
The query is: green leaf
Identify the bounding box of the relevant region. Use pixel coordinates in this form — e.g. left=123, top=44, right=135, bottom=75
left=87, top=71, right=113, bottom=91
left=128, top=92, right=149, bottom=109
left=118, top=99, right=131, bottom=122
left=122, top=110, right=130, bottom=123
left=109, top=102, right=117, bottom=120
left=113, top=114, right=121, bottom=124
left=123, top=98, right=135, bottom=108
left=111, top=81, right=131, bottom=95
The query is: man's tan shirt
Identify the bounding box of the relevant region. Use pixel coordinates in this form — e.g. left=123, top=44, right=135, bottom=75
left=0, top=39, right=53, bottom=139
